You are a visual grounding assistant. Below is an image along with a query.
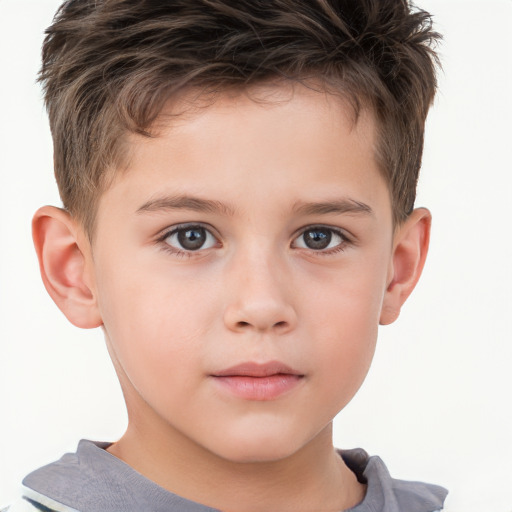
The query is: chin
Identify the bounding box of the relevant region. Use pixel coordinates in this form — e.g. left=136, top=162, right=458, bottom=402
left=206, top=425, right=312, bottom=464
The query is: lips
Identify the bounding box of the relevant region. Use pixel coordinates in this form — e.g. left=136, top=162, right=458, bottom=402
left=210, top=361, right=304, bottom=401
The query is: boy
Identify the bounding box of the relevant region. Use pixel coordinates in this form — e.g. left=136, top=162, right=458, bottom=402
left=5, top=0, right=447, bottom=511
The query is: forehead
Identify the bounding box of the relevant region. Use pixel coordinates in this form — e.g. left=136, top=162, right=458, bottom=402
left=152, top=81, right=370, bottom=141
left=121, top=83, right=377, bottom=177
left=100, top=82, right=388, bottom=225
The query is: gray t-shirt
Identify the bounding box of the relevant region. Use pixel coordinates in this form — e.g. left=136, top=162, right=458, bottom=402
left=6, top=440, right=447, bottom=512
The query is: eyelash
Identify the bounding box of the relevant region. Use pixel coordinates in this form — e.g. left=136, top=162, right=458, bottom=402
left=292, top=225, right=351, bottom=256
left=157, top=223, right=219, bottom=259
left=156, top=223, right=352, bottom=258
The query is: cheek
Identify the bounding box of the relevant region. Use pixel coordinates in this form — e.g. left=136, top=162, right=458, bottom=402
left=311, top=299, right=378, bottom=387
left=96, top=263, right=217, bottom=393
left=302, top=261, right=386, bottom=397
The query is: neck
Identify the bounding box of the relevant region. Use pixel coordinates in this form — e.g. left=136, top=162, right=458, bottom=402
left=108, top=418, right=365, bottom=512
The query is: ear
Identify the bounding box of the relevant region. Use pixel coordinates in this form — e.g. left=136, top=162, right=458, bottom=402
left=32, top=206, right=102, bottom=329
left=380, top=208, right=431, bottom=325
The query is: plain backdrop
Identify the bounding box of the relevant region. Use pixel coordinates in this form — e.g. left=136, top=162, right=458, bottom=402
left=0, top=1, right=510, bottom=511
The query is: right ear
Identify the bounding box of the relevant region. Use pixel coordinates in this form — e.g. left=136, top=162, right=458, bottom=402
left=32, top=206, right=102, bottom=329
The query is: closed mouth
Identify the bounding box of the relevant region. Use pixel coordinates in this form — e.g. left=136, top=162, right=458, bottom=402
left=211, top=360, right=303, bottom=378
left=210, top=361, right=304, bottom=401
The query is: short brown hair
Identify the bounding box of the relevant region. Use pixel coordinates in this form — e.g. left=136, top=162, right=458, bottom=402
left=39, top=0, right=441, bottom=234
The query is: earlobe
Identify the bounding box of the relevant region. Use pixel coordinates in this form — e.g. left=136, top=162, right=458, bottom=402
left=32, top=206, right=102, bottom=329
left=380, top=208, right=431, bottom=325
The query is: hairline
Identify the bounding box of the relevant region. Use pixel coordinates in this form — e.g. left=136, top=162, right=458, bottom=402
left=82, top=77, right=400, bottom=243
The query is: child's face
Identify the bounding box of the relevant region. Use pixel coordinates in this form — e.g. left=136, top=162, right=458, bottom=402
left=88, top=84, right=395, bottom=462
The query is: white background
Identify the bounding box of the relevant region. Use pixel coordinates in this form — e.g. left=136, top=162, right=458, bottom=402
left=0, top=1, right=510, bottom=511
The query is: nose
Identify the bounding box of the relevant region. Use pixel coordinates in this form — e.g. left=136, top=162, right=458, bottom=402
left=223, top=246, right=297, bottom=335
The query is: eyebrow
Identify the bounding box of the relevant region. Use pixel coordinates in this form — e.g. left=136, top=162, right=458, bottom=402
left=136, top=194, right=236, bottom=216
left=292, top=198, right=374, bottom=217
left=136, top=194, right=373, bottom=218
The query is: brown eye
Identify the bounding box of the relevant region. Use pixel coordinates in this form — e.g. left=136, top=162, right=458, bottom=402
left=293, top=227, right=345, bottom=251
left=165, top=225, right=217, bottom=251
left=303, top=228, right=331, bottom=249
left=178, top=227, right=207, bottom=250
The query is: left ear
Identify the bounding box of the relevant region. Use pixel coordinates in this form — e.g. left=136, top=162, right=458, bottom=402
left=380, top=208, right=431, bottom=325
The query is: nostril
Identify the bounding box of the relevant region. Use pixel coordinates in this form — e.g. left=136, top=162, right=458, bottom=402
left=235, top=320, right=288, bottom=330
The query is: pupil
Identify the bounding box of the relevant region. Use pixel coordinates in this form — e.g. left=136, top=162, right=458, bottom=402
left=304, top=228, right=331, bottom=250
left=178, top=228, right=206, bottom=250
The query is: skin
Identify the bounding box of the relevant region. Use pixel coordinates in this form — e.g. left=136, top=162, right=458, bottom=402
left=33, top=83, right=430, bottom=512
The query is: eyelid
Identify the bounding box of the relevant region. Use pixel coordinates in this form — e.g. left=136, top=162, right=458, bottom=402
left=155, top=222, right=353, bottom=256
left=291, top=224, right=353, bottom=252
left=156, top=222, right=220, bottom=241
left=292, top=224, right=352, bottom=241
left=156, top=222, right=221, bottom=255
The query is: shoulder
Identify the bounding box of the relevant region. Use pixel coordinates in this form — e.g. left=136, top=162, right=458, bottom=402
left=340, top=448, right=448, bottom=512
left=12, top=440, right=219, bottom=512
